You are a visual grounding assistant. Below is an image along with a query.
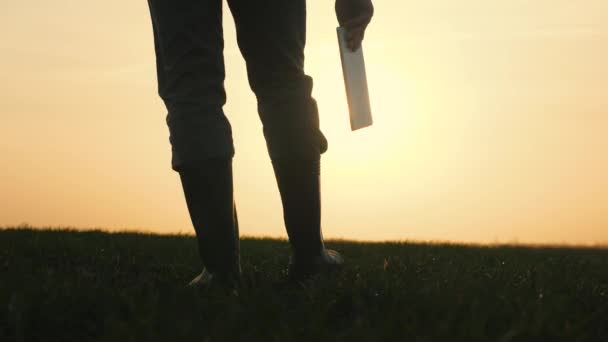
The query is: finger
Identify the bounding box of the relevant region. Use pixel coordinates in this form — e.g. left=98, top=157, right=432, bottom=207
left=348, top=31, right=364, bottom=51
left=354, top=35, right=363, bottom=50
left=347, top=28, right=364, bottom=43
left=346, top=30, right=362, bottom=45
left=346, top=34, right=355, bottom=50
left=346, top=26, right=363, bottom=39
left=347, top=40, right=355, bottom=51
left=347, top=34, right=360, bottom=47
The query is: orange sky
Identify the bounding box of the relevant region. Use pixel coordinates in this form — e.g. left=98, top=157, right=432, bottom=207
left=1, top=0, right=607, bottom=245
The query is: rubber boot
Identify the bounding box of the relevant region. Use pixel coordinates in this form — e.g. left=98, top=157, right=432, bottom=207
left=178, top=158, right=241, bottom=289
left=270, top=157, right=344, bottom=282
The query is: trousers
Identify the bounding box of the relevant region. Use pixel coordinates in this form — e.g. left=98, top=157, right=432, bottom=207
left=147, top=0, right=328, bottom=171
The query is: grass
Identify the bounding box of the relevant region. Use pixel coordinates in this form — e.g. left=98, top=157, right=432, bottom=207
left=1, top=227, right=607, bottom=341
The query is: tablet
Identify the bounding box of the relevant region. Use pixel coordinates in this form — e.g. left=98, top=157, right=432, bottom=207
left=337, top=26, right=373, bottom=131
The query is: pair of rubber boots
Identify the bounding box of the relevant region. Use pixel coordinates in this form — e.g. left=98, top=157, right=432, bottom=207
left=178, top=157, right=343, bottom=290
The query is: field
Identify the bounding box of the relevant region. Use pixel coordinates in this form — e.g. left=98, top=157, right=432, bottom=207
left=1, top=228, right=607, bottom=341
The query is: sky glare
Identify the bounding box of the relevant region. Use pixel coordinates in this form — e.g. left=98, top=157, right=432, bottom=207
left=1, top=0, right=607, bottom=244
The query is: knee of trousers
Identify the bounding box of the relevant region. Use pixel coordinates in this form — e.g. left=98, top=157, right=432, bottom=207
left=165, top=107, right=235, bottom=172
left=259, top=98, right=328, bottom=161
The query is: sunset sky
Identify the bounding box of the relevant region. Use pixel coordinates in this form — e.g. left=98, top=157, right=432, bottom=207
left=1, top=0, right=607, bottom=245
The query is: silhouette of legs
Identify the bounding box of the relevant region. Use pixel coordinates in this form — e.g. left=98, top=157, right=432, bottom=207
left=270, top=158, right=343, bottom=280
left=147, top=0, right=341, bottom=284
left=228, top=0, right=342, bottom=280
left=147, top=0, right=240, bottom=286
left=179, top=159, right=241, bottom=286
left=147, top=0, right=234, bottom=171
left=227, top=0, right=328, bottom=160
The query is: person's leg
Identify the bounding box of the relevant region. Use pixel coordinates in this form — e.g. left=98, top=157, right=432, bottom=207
left=178, top=159, right=241, bottom=284
left=227, top=0, right=326, bottom=160
left=147, top=0, right=234, bottom=170
left=227, top=0, right=341, bottom=280
left=147, top=0, right=240, bottom=285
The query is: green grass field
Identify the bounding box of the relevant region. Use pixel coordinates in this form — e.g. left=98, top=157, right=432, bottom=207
left=1, top=228, right=607, bottom=341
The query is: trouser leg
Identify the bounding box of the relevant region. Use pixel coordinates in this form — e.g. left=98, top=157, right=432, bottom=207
left=228, top=0, right=327, bottom=260
left=147, top=0, right=240, bottom=277
left=227, top=0, right=328, bottom=160
left=147, top=0, right=234, bottom=171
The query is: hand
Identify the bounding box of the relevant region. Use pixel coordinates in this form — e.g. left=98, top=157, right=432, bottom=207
left=335, top=0, right=374, bottom=51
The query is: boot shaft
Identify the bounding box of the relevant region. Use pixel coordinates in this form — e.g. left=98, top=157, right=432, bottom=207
left=271, top=158, right=325, bottom=260
left=178, top=158, right=241, bottom=277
